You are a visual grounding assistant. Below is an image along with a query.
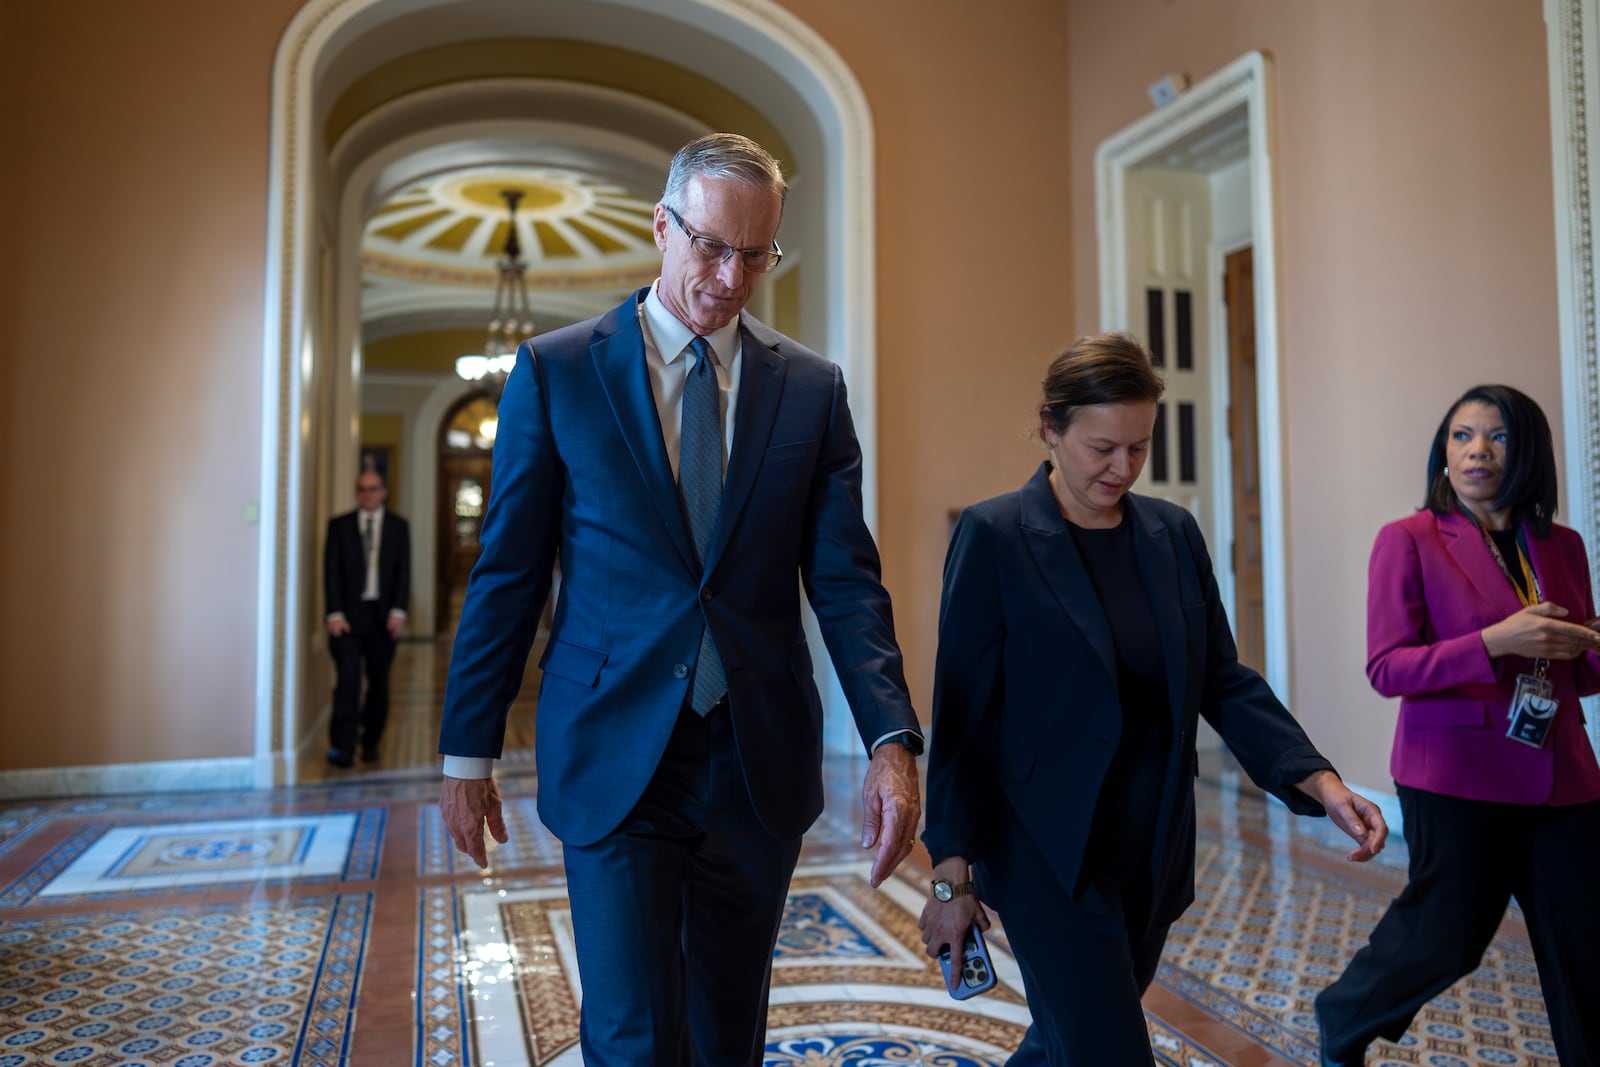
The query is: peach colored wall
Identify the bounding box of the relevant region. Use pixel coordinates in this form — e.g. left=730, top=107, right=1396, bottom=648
left=1067, top=0, right=1561, bottom=788
left=773, top=0, right=1076, bottom=720
left=0, top=0, right=302, bottom=768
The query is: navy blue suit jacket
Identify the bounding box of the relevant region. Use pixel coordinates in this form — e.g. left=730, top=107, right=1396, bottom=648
left=440, top=289, right=920, bottom=847
left=921, top=463, right=1332, bottom=925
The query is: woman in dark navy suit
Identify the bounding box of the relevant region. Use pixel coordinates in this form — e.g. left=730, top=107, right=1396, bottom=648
left=919, top=332, right=1389, bottom=1065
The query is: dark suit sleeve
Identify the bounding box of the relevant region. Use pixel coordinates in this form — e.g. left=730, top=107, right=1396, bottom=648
left=324, top=518, right=345, bottom=619
left=1179, top=510, right=1332, bottom=815
left=439, top=342, right=563, bottom=758
left=921, top=509, right=1004, bottom=865
left=388, top=516, right=411, bottom=615
left=796, top=365, right=921, bottom=749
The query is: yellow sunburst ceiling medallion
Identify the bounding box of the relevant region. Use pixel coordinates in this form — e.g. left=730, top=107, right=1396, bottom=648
left=363, top=166, right=661, bottom=290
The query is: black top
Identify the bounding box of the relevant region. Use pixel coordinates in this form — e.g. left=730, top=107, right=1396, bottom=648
left=1067, top=516, right=1174, bottom=916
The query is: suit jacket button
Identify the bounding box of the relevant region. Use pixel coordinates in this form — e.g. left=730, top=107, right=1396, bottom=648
left=674, top=664, right=689, bottom=679
left=700, top=588, right=714, bottom=602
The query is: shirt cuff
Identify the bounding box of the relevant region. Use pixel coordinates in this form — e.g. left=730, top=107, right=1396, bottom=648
left=325, top=612, right=347, bottom=623
left=388, top=609, right=407, bottom=619
left=443, top=755, right=494, bottom=779
left=870, top=728, right=924, bottom=756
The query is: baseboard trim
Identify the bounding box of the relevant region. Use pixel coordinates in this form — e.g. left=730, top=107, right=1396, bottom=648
left=0, top=757, right=255, bottom=800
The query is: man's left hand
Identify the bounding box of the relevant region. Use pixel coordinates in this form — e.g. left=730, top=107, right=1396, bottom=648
left=1296, top=769, right=1389, bottom=862
left=861, top=742, right=920, bottom=887
left=386, top=613, right=405, bottom=639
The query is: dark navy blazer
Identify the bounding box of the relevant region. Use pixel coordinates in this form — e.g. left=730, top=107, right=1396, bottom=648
left=921, top=463, right=1332, bottom=925
left=440, top=289, right=920, bottom=847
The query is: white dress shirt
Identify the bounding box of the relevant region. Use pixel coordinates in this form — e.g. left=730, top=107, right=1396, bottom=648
left=640, top=281, right=742, bottom=478
left=360, top=507, right=384, bottom=601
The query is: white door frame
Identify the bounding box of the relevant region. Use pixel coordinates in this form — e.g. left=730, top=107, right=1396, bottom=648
left=1095, top=51, right=1291, bottom=698
left=1545, top=0, right=1600, bottom=753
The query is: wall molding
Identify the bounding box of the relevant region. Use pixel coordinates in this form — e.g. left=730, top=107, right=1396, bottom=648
left=0, top=758, right=254, bottom=800
left=1546, top=0, right=1600, bottom=752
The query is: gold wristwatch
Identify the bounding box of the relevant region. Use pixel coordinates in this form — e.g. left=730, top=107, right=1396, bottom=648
left=930, top=878, right=974, bottom=902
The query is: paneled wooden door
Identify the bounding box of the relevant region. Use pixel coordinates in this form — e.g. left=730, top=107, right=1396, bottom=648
left=1225, top=246, right=1265, bottom=674
left=436, top=455, right=492, bottom=635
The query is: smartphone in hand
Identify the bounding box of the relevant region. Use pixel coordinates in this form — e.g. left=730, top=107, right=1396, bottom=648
left=937, top=924, right=997, bottom=1000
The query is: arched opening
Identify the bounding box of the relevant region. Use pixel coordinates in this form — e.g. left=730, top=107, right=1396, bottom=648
left=258, top=0, right=877, bottom=783
left=435, top=390, right=497, bottom=634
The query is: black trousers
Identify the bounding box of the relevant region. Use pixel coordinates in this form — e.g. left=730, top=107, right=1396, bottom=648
left=981, top=793, right=1168, bottom=1067
left=560, top=702, right=803, bottom=1067
left=1316, top=786, right=1600, bottom=1065
left=328, top=601, right=394, bottom=754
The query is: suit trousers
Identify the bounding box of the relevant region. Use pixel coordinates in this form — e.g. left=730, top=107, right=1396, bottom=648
left=329, top=601, right=394, bottom=754
left=561, top=701, right=804, bottom=1067
left=1315, top=786, right=1600, bottom=1065
left=981, top=798, right=1168, bottom=1067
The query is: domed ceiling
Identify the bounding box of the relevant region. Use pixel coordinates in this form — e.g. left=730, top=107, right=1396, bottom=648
left=361, top=164, right=664, bottom=332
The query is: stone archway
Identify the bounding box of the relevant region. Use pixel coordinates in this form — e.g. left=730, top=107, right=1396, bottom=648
left=257, top=0, right=878, bottom=783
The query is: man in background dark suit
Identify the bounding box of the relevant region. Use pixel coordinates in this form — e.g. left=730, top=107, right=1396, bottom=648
left=324, top=469, right=410, bottom=767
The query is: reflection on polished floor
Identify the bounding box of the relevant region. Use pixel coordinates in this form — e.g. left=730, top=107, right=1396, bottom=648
left=0, top=638, right=1560, bottom=1066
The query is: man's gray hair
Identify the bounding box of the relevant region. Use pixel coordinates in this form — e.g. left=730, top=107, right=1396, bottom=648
left=660, top=133, right=788, bottom=212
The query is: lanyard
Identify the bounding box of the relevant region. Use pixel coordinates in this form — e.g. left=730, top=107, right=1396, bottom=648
left=1473, top=520, right=1542, bottom=608
left=1462, top=510, right=1550, bottom=678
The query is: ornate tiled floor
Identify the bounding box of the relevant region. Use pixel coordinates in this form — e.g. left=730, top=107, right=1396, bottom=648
left=0, top=643, right=1565, bottom=1065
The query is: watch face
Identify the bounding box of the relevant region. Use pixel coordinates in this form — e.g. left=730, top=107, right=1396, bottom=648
left=933, top=880, right=953, bottom=902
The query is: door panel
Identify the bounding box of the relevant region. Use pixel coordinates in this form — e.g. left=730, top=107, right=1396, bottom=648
left=1126, top=168, right=1213, bottom=531
left=1225, top=246, right=1265, bottom=674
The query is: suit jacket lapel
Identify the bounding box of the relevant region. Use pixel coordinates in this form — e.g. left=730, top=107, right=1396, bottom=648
left=1125, top=494, right=1189, bottom=728
left=1018, top=464, right=1118, bottom=688
left=589, top=294, right=699, bottom=575
left=1440, top=511, right=1523, bottom=616
left=707, top=320, right=786, bottom=568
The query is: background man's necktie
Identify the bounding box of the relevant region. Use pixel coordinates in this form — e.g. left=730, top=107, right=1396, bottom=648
left=680, top=336, right=726, bottom=714
left=362, top=515, right=379, bottom=601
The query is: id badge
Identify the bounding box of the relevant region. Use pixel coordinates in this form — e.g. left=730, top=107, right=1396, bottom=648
left=1507, top=671, right=1558, bottom=749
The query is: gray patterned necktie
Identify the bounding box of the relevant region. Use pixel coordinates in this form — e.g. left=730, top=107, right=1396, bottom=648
left=680, top=336, right=726, bottom=714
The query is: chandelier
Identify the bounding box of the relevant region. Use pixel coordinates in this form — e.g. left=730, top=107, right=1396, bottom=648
left=455, top=189, right=535, bottom=388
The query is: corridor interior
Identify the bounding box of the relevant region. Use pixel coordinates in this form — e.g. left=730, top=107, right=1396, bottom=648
left=0, top=624, right=1557, bottom=1066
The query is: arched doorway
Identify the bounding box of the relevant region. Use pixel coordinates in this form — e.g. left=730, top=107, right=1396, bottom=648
left=435, top=391, right=496, bottom=634
left=257, top=0, right=878, bottom=783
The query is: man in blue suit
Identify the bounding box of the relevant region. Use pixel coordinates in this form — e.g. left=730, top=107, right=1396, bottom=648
left=437, top=133, right=923, bottom=1066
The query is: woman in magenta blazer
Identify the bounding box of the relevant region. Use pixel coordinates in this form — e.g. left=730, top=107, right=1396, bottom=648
left=1315, top=384, right=1600, bottom=1067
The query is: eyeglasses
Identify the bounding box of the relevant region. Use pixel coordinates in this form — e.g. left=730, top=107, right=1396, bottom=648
left=664, top=205, right=782, bottom=274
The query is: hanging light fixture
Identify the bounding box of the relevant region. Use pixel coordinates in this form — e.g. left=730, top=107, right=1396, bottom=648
left=456, top=189, right=535, bottom=388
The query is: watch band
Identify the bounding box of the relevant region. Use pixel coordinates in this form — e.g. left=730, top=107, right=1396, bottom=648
left=930, top=878, right=974, bottom=901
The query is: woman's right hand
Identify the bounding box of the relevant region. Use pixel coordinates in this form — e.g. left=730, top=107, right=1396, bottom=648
left=1481, top=602, right=1600, bottom=661
left=917, top=859, right=992, bottom=992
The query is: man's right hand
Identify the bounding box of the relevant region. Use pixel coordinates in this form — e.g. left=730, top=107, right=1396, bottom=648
left=440, top=775, right=510, bottom=868
left=326, top=617, right=351, bottom=637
